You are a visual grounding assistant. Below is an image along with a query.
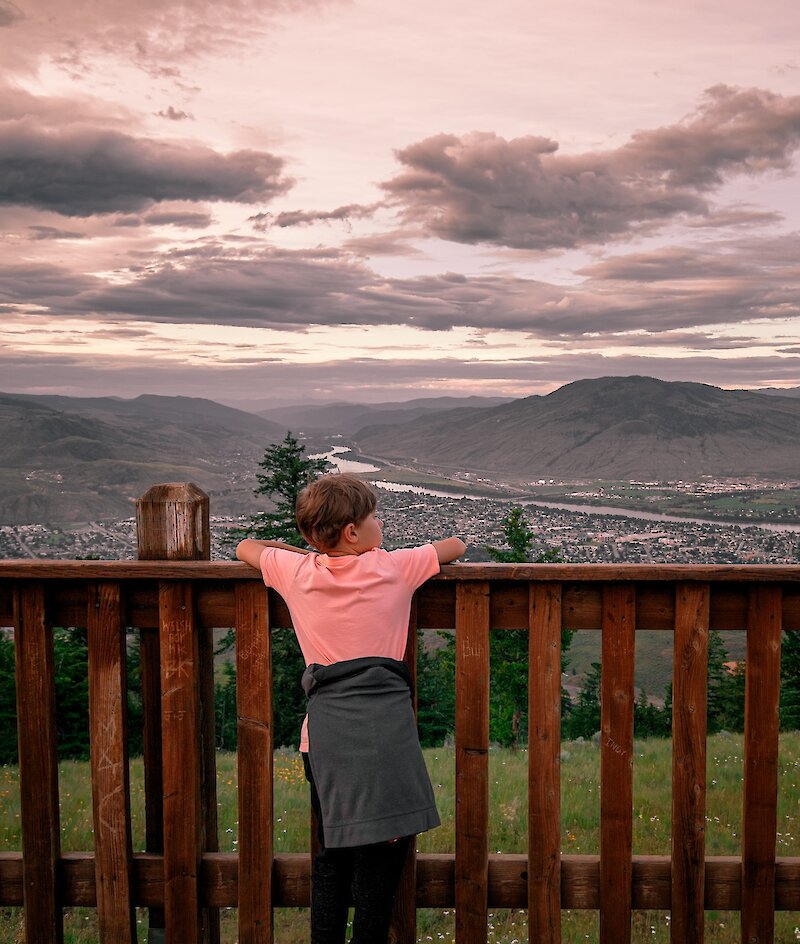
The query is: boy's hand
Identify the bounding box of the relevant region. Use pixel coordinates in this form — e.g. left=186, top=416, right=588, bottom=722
left=432, top=537, right=467, bottom=564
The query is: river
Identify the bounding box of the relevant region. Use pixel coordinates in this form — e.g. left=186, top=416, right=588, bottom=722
left=311, top=448, right=800, bottom=534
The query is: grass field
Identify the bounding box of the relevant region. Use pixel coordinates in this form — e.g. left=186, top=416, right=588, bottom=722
left=1, top=733, right=799, bottom=942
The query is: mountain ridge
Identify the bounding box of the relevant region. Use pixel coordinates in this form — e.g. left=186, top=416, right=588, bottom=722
left=354, top=376, right=800, bottom=480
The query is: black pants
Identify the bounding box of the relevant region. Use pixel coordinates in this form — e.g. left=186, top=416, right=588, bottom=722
left=302, top=752, right=412, bottom=944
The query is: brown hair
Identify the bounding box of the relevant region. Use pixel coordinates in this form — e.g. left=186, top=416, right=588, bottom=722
left=295, top=473, right=377, bottom=550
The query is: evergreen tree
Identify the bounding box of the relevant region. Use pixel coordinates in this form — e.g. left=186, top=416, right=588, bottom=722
left=53, top=627, right=90, bottom=759
left=633, top=687, right=671, bottom=738
left=707, top=630, right=745, bottom=733
left=215, top=661, right=238, bottom=751
left=780, top=630, right=800, bottom=731
left=235, top=431, right=328, bottom=545
left=0, top=632, right=17, bottom=764
left=562, top=661, right=602, bottom=740
left=416, top=631, right=455, bottom=747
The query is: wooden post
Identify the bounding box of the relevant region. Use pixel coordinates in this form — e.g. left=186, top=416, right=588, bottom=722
left=671, top=584, right=709, bottom=944
left=528, top=582, right=562, bottom=944
left=87, top=582, right=136, bottom=942
left=136, top=483, right=218, bottom=944
left=455, top=581, right=490, bottom=944
left=14, top=583, right=63, bottom=944
left=392, top=597, right=420, bottom=943
left=236, top=582, right=274, bottom=943
left=742, top=586, right=782, bottom=944
left=599, top=584, right=635, bottom=944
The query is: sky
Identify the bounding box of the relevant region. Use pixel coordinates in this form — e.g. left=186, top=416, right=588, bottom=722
left=2, top=0, right=800, bottom=407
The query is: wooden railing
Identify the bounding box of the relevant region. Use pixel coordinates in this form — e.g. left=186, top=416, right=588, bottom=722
left=0, top=491, right=799, bottom=943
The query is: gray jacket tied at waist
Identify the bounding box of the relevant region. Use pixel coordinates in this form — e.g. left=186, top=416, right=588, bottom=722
left=302, top=656, right=441, bottom=848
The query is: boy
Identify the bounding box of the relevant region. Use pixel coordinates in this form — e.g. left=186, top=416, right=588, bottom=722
left=236, top=473, right=465, bottom=944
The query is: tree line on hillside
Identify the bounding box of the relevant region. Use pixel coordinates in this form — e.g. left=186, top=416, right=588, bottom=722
left=0, top=433, right=798, bottom=764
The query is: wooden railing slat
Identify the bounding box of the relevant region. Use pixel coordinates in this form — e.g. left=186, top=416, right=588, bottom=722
left=671, top=583, right=710, bottom=944
left=235, top=582, right=274, bottom=944
left=742, top=585, right=783, bottom=944
left=87, top=582, right=136, bottom=943
left=455, top=581, right=490, bottom=944
left=600, top=583, right=636, bottom=944
left=14, top=582, right=63, bottom=944
left=159, top=580, right=204, bottom=943
left=392, top=596, right=420, bottom=944
left=528, top=582, right=562, bottom=944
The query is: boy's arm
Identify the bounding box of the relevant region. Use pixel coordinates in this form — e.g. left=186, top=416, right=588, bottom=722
left=236, top=538, right=310, bottom=570
left=431, top=537, right=467, bottom=564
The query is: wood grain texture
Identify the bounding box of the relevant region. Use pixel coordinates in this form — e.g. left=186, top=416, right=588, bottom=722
left=14, top=582, right=63, bottom=944
left=159, top=581, right=204, bottom=944
left=87, top=582, right=136, bottom=943
left=742, top=585, right=782, bottom=944
left=455, top=581, right=490, bottom=944
left=600, top=583, right=636, bottom=944
left=2, top=560, right=799, bottom=582
left=671, top=583, right=710, bottom=944
left=235, top=582, right=274, bottom=944
left=392, top=597, right=419, bottom=944
left=2, top=851, right=800, bottom=910
left=528, top=582, right=562, bottom=944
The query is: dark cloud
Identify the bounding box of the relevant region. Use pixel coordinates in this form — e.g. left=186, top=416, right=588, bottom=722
left=143, top=209, right=214, bottom=228
left=687, top=207, right=784, bottom=229
left=0, top=1, right=23, bottom=28
left=156, top=106, right=194, bottom=121
left=0, top=262, right=97, bottom=303
left=27, top=225, right=85, bottom=241
left=0, top=122, right=294, bottom=216
left=3, top=233, right=799, bottom=339
left=269, top=203, right=380, bottom=228
left=381, top=86, right=800, bottom=251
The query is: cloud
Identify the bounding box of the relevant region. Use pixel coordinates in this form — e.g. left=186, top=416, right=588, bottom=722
left=156, top=106, right=194, bottom=121
left=0, top=1, right=23, bottom=28
left=3, top=232, right=799, bottom=338
left=0, top=0, right=331, bottom=79
left=27, top=225, right=86, bottom=241
left=0, top=122, right=294, bottom=215
left=275, top=203, right=380, bottom=228
left=0, top=349, right=797, bottom=402
left=143, top=209, right=214, bottom=228
left=381, top=86, right=800, bottom=251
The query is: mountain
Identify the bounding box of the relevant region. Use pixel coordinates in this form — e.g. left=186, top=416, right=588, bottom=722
left=354, top=376, right=800, bottom=480
left=0, top=393, right=284, bottom=524
left=750, top=386, right=800, bottom=399
left=257, top=396, right=514, bottom=435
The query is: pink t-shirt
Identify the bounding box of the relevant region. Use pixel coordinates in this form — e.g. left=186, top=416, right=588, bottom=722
left=259, top=543, right=440, bottom=750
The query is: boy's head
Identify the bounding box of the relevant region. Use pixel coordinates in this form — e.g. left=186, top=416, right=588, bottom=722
left=296, top=473, right=379, bottom=552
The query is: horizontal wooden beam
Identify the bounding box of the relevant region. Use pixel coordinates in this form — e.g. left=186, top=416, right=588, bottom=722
left=2, top=579, right=799, bottom=632
left=1, top=561, right=799, bottom=582
left=2, top=852, right=799, bottom=911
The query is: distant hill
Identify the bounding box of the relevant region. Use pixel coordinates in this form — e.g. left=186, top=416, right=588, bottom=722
left=0, top=393, right=284, bottom=525
left=355, top=376, right=800, bottom=480
left=750, top=386, right=800, bottom=399
left=257, top=395, right=513, bottom=435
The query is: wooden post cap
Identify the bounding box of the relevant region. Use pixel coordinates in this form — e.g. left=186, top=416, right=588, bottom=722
left=135, top=482, right=210, bottom=561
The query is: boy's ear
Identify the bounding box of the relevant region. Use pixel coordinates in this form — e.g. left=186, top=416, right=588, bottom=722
left=342, top=522, right=358, bottom=544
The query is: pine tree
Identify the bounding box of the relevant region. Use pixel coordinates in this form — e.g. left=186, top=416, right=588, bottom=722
left=563, top=661, right=602, bottom=740
left=780, top=630, right=800, bottom=731
left=236, top=431, right=329, bottom=545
